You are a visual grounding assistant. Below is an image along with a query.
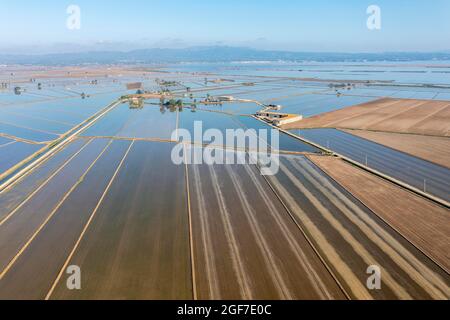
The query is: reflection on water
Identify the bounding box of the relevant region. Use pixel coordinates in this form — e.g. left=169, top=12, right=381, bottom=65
left=290, top=128, right=450, bottom=202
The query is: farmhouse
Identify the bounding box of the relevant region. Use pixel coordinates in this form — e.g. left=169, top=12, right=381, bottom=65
left=256, top=111, right=303, bottom=126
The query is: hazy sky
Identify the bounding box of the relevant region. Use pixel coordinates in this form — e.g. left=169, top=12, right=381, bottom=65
left=1, top=0, right=449, bottom=53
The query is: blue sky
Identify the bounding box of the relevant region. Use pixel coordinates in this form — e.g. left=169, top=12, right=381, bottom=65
left=0, top=0, right=449, bottom=53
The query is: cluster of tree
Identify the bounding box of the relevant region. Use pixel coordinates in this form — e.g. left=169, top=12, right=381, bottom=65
left=163, top=99, right=183, bottom=107
left=156, top=78, right=179, bottom=87
left=14, top=87, right=24, bottom=95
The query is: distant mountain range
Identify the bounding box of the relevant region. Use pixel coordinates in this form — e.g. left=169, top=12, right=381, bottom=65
left=1, top=46, right=450, bottom=65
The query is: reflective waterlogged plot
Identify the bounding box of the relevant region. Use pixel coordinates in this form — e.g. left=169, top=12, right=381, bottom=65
left=0, top=142, right=42, bottom=176
left=0, top=138, right=110, bottom=273
left=231, top=86, right=300, bottom=101
left=0, top=138, right=88, bottom=221
left=181, top=109, right=322, bottom=153
left=181, top=81, right=208, bottom=90
left=309, top=155, right=450, bottom=273
left=0, top=92, right=42, bottom=105
left=63, top=84, right=125, bottom=96
left=50, top=141, right=192, bottom=300
left=3, top=92, right=123, bottom=129
left=346, top=87, right=447, bottom=100
left=0, top=109, right=72, bottom=134
left=0, top=139, right=132, bottom=299
left=52, top=92, right=124, bottom=116
left=0, top=136, right=12, bottom=146
left=273, top=94, right=376, bottom=117
left=191, top=84, right=283, bottom=99
left=293, top=64, right=450, bottom=84
left=82, top=103, right=178, bottom=140
left=197, top=102, right=262, bottom=115
left=185, top=87, right=248, bottom=100
left=237, top=86, right=329, bottom=102
left=266, top=156, right=450, bottom=299
left=188, top=159, right=345, bottom=299
left=290, top=128, right=450, bottom=202
left=342, top=88, right=401, bottom=98
left=435, top=92, right=450, bottom=100
left=8, top=103, right=85, bottom=126
left=179, top=109, right=244, bottom=143
left=237, top=116, right=320, bottom=153
left=20, top=89, right=75, bottom=101
left=0, top=122, right=58, bottom=142
left=26, top=88, right=79, bottom=99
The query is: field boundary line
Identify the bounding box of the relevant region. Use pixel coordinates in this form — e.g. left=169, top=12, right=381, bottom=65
left=184, top=144, right=197, bottom=300
left=0, top=141, right=17, bottom=148
left=0, top=133, right=43, bottom=145
left=0, top=139, right=93, bottom=227
left=339, top=129, right=450, bottom=170
left=253, top=116, right=450, bottom=209
left=256, top=164, right=351, bottom=300
left=80, top=136, right=177, bottom=143
left=264, top=88, right=330, bottom=103
left=307, top=154, right=450, bottom=276
left=341, top=128, right=450, bottom=140
left=0, top=140, right=113, bottom=280
left=0, top=109, right=76, bottom=127
left=79, top=136, right=314, bottom=155
left=0, top=99, right=122, bottom=191
left=339, top=156, right=450, bottom=209
left=45, top=140, right=134, bottom=300
left=0, top=119, right=61, bottom=136
left=320, top=99, right=409, bottom=128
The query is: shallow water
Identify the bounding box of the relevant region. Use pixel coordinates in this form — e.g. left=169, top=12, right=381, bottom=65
left=289, top=128, right=450, bottom=202
left=0, top=122, right=58, bottom=142
left=274, top=94, right=376, bottom=117
left=83, top=103, right=178, bottom=140
left=237, top=116, right=320, bottom=153
left=0, top=142, right=42, bottom=175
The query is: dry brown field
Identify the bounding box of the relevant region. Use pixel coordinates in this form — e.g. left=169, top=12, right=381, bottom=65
left=283, top=98, right=450, bottom=137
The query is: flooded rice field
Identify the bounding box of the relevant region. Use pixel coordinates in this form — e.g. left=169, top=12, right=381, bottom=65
left=166, top=61, right=450, bottom=85
left=49, top=141, right=192, bottom=300
left=237, top=116, right=320, bottom=153
left=0, top=108, right=73, bottom=134
left=289, top=128, right=450, bottom=202
left=188, top=159, right=345, bottom=299
left=0, top=136, right=12, bottom=145
left=309, top=155, right=450, bottom=273
left=196, top=102, right=262, bottom=115
left=0, top=139, right=133, bottom=299
left=83, top=102, right=178, bottom=140
left=266, top=156, right=450, bottom=299
left=0, top=141, right=42, bottom=175
left=0, top=64, right=448, bottom=300
left=179, top=109, right=244, bottom=141
left=0, top=139, right=111, bottom=275
left=0, top=83, right=132, bottom=177
left=0, top=139, right=88, bottom=221
left=272, top=94, right=377, bottom=117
